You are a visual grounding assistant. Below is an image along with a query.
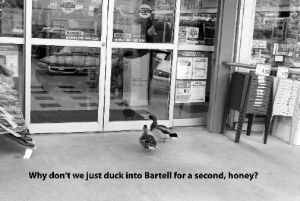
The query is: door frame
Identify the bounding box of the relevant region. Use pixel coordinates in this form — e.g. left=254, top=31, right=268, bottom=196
left=103, top=0, right=180, bottom=131
left=207, top=0, right=250, bottom=133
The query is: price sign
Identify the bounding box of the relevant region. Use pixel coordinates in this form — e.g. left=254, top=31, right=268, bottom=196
left=276, top=66, right=289, bottom=78
left=252, top=40, right=267, bottom=49
left=255, top=64, right=271, bottom=76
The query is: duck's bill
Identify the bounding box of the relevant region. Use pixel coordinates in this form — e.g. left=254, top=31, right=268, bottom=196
left=169, top=133, right=178, bottom=138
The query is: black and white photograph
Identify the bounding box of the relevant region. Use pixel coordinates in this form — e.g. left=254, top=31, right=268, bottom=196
left=0, top=0, right=300, bottom=200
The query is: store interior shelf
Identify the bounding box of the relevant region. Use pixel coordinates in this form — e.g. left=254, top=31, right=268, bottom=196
left=178, top=44, right=214, bottom=52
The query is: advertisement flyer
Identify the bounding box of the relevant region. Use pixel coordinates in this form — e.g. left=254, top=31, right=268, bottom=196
left=175, top=80, right=191, bottom=103
left=190, top=81, right=206, bottom=102
left=192, top=57, right=208, bottom=79
left=177, top=51, right=208, bottom=80
left=186, top=27, right=199, bottom=44
left=177, top=57, right=193, bottom=79
left=179, top=26, right=187, bottom=44
left=175, top=80, right=206, bottom=103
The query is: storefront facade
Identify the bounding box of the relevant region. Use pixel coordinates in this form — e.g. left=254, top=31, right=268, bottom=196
left=0, top=0, right=264, bottom=134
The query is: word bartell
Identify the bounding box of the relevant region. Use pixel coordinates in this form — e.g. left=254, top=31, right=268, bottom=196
left=144, top=171, right=186, bottom=179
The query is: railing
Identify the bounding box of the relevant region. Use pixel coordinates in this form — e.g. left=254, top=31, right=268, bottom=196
left=223, top=61, right=300, bottom=76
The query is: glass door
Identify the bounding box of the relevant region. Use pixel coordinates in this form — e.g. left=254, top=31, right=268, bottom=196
left=104, top=0, right=178, bottom=130
left=173, top=0, right=218, bottom=126
left=27, top=0, right=108, bottom=133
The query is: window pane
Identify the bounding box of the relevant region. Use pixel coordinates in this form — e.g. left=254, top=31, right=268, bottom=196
left=0, top=1, right=24, bottom=37
left=113, top=0, right=175, bottom=43
left=252, top=0, right=300, bottom=66
left=174, top=51, right=210, bottom=119
left=31, top=45, right=100, bottom=123
left=179, top=0, right=217, bottom=46
left=110, top=48, right=171, bottom=121
left=32, top=0, right=102, bottom=40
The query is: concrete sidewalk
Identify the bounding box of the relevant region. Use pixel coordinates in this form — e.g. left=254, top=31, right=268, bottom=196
left=0, top=127, right=300, bottom=201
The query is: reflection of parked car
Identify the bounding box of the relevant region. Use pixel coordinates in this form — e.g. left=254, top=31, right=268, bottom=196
left=36, top=47, right=100, bottom=74
left=41, top=27, right=65, bottom=33
left=32, top=31, right=62, bottom=39
left=33, top=27, right=66, bottom=39
left=153, top=53, right=171, bottom=81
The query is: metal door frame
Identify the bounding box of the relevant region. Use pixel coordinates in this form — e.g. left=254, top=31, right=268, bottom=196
left=25, top=0, right=108, bottom=133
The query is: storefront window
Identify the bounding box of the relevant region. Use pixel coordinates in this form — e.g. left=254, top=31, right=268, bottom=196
left=0, top=0, right=24, bottom=37
left=252, top=0, right=300, bottom=67
left=113, top=0, right=175, bottom=43
left=31, top=45, right=100, bottom=123
left=109, top=48, right=171, bottom=121
left=179, top=0, right=217, bottom=46
left=32, top=0, right=102, bottom=40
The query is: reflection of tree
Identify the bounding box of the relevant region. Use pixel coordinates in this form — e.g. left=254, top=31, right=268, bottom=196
left=0, top=0, right=23, bottom=8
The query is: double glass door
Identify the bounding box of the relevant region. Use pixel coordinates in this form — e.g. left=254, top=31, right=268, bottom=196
left=26, top=0, right=217, bottom=133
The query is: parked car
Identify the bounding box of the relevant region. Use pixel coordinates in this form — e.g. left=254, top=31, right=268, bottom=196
left=153, top=52, right=171, bottom=81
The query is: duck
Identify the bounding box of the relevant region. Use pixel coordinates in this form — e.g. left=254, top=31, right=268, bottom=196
left=139, top=125, right=157, bottom=151
left=149, top=115, right=178, bottom=143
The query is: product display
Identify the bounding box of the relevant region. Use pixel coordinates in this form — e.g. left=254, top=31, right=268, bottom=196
left=272, top=77, right=300, bottom=145
left=0, top=67, right=35, bottom=156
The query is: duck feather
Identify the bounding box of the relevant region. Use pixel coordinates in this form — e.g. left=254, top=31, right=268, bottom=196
left=149, top=115, right=178, bottom=141
left=139, top=125, right=157, bottom=150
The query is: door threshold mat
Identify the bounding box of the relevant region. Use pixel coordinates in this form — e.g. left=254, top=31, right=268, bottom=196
left=31, top=110, right=98, bottom=123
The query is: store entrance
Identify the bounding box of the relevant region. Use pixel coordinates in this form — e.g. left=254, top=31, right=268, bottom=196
left=27, top=0, right=218, bottom=133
